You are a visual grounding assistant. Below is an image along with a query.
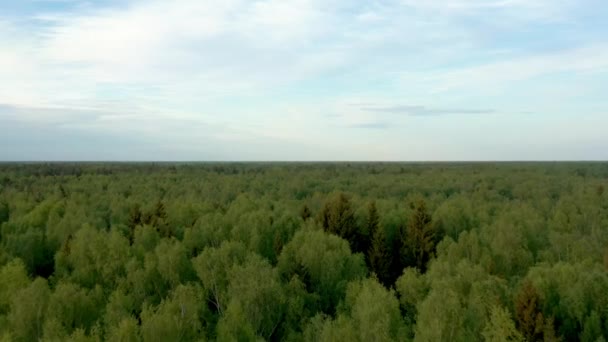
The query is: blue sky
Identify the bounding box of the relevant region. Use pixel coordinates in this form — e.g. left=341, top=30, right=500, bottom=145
left=0, top=0, right=607, bottom=161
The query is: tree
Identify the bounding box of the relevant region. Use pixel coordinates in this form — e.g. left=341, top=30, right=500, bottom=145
left=366, top=202, right=380, bottom=232
left=318, top=193, right=355, bottom=235
left=1, top=223, right=54, bottom=278
left=300, top=204, right=312, bottom=221
left=344, top=278, right=409, bottom=341
left=215, top=302, right=258, bottom=342
left=401, top=200, right=437, bottom=272
left=277, top=228, right=366, bottom=314
left=105, top=317, right=141, bottom=342
left=154, top=239, right=194, bottom=288
left=395, top=267, right=428, bottom=328
left=127, top=205, right=142, bottom=243
left=414, top=285, right=464, bottom=341
left=151, top=201, right=171, bottom=238
left=364, top=201, right=380, bottom=260
left=0, top=201, right=8, bottom=225
left=279, top=275, right=320, bottom=339
left=140, top=284, right=206, bottom=342
left=482, top=305, right=524, bottom=342
left=104, top=289, right=138, bottom=333
left=305, top=278, right=408, bottom=342
left=414, top=260, right=508, bottom=341
left=127, top=205, right=142, bottom=230
left=368, top=222, right=391, bottom=286
left=580, top=311, right=603, bottom=342
left=0, top=259, right=29, bottom=315
left=304, top=314, right=357, bottom=342
left=44, top=282, right=103, bottom=337
left=222, top=255, right=286, bottom=339
left=514, top=280, right=545, bottom=342
left=8, top=277, right=50, bottom=342
left=318, top=193, right=364, bottom=253
left=54, top=226, right=130, bottom=289
left=191, top=241, right=249, bottom=315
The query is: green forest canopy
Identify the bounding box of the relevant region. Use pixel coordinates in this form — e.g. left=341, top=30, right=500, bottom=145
left=0, top=162, right=607, bottom=341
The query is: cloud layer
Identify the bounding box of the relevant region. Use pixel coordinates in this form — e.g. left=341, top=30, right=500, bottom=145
left=0, top=0, right=607, bottom=160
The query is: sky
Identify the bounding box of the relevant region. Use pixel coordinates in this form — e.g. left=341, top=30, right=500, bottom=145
left=0, top=0, right=607, bottom=161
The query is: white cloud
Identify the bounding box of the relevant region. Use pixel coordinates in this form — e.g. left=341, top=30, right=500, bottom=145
left=0, top=0, right=606, bottom=160
left=400, top=0, right=575, bottom=20
left=410, top=44, right=608, bottom=93
left=1, top=0, right=584, bottom=111
left=3, top=0, right=358, bottom=110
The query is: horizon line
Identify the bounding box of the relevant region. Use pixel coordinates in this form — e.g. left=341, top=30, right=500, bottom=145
left=0, top=160, right=607, bottom=164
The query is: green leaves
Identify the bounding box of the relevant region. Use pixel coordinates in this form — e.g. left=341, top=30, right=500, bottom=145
left=0, top=163, right=607, bottom=340
left=140, top=284, right=206, bottom=342
left=55, top=225, right=130, bottom=289
left=222, top=256, right=285, bottom=339
left=414, top=260, right=508, bottom=342
left=277, top=228, right=366, bottom=314
left=106, top=316, right=141, bottom=342
left=524, top=262, right=608, bottom=341
left=482, top=306, right=523, bottom=342
left=44, top=282, right=104, bottom=338
left=0, top=259, right=29, bottom=315
left=342, top=278, right=409, bottom=341
left=305, top=278, right=409, bottom=342
left=154, top=239, right=194, bottom=287
left=192, top=241, right=248, bottom=315
left=8, top=278, right=49, bottom=342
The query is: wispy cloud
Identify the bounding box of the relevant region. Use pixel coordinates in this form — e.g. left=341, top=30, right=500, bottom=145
left=360, top=104, right=495, bottom=116
left=346, top=122, right=391, bottom=129
left=414, top=44, right=608, bottom=93
left=0, top=103, right=107, bottom=125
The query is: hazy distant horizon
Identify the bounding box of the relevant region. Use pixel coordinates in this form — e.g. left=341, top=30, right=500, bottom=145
left=0, top=160, right=606, bottom=164
left=1, top=0, right=607, bottom=160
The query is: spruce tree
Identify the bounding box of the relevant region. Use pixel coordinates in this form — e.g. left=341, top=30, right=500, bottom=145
left=401, top=199, right=436, bottom=272
left=364, top=201, right=380, bottom=256
left=300, top=204, right=312, bottom=221
left=318, top=193, right=361, bottom=252
left=0, top=200, right=8, bottom=224
left=152, top=201, right=171, bottom=237
left=127, top=204, right=142, bottom=244
left=514, top=280, right=546, bottom=342
left=368, top=223, right=391, bottom=286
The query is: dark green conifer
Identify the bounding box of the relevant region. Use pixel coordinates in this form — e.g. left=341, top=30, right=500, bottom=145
left=0, top=200, right=9, bottom=224
left=369, top=223, right=391, bottom=285
left=300, top=204, right=312, bottom=221
left=364, top=201, right=380, bottom=254
left=401, top=200, right=436, bottom=272
left=318, top=193, right=362, bottom=252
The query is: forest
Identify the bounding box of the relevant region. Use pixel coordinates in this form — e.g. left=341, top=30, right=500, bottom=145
left=0, top=162, right=607, bottom=342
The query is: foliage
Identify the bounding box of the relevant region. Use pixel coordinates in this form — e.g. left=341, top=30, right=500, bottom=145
left=0, top=162, right=606, bottom=340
